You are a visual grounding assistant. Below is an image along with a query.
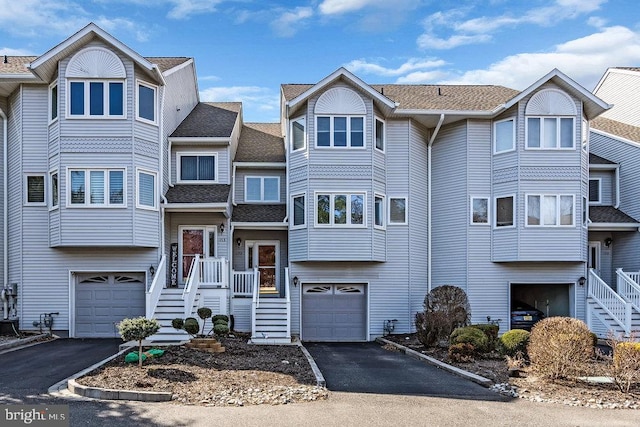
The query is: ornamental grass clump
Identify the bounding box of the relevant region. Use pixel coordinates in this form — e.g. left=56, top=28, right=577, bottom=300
left=527, top=317, right=594, bottom=380
left=117, top=317, right=161, bottom=367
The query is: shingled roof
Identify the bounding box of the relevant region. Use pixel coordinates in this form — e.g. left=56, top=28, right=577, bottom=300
left=591, top=117, right=640, bottom=144
left=589, top=206, right=639, bottom=224
left=282, top=83, right=519, bottom=111
left=589, top=153, right=616, bottom=165
left=170, top=102, right=241, bottom=138
left=165, top=184, right=230, bottom=204
left=232, top=204, right=287, bottom=222
left=235, top=123, right=284, bottom=163
left=144, top=57, right=191, bottom=73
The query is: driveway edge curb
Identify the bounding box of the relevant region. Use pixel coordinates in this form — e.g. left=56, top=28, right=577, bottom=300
left=297, top=342, right=326, bottom=387
left=376, top=337, right=493, bottom=388
left=67, top=378, right=173, bottom=402
left=0, top=333, right=53, bottom=354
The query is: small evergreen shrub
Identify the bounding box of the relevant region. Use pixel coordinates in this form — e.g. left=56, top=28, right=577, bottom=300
left=450, top=326, right=489, bottom=353
left=611, top=341, right=640, bottom=393
left=214, top=323, right=229, bottom=336
left=117, top=317, right=161, bottom=367
left=415, top=285, right=471, bottom=347
left=213, top=314, right=229, bottom=322
left=214, top=319, right=228, bottom=326
left=171, top=318, right=184, bottom=330
left=527, top=317, right=594, bottom=380
left=448, top=343, right=476, bottom=363
left=470, top=324, right=499, bottom=351
left=183, top=317, right=200, bottom=336
left=498, top=329, right=530, bottom=357
left=197, top=307, right=213, bottom=335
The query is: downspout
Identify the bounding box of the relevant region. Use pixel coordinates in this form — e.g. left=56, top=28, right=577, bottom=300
left=231, top=163, right=237, bottom=206
left=159, top=86, right=166, bottom=256
left=0, top=107, right=7, bottom=289
left=427, top=114, right=445, bottom=293
left=167, top=140, right=173, bottom=187
left=614, top=165, right=620, bottom=209
left=283, top=121, right=289, bottom=224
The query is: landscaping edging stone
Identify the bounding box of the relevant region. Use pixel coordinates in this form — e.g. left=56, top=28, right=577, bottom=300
left=376, top=337, right=493, bottom=388
left=297, top=341, right=326, bottom=387
left=0, top=333, right=53, bottom=353
left=67, top=378, right=172, bottom=402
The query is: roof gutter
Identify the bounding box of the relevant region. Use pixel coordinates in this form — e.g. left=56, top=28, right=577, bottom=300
left=0, top=107, right=7, bottom=288
left=427, top=114, right=445, bottom=293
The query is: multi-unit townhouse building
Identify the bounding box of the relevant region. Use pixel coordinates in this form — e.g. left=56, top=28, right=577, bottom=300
left=0, top=24, right=638, bottom=343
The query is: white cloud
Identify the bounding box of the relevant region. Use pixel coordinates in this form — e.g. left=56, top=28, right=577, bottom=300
left=417, top=33, right=491, bottom=50
left=439, top=26, right=640, bottom=91
left=270, top=7, right=313, bottom=37
left=319, top=0, right=380, bottom=15
left=166, top=0, right=222, bottom=20
left=396, top=70, right=450, bottom=84
left=199, top=75, right=221, bottom=82
left=200, top=85, right=280, bottom=122
left=318, top=0, right=420, bottom=30
left=0, top=47, right=35, bottom=56
left=345, top=58, right=446, bottom=77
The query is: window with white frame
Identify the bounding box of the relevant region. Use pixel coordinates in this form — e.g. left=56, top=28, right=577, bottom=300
left=137, top=170, right=156, bottom=209
left=526, top=194, right=574, bottom=226
left=291, top=116, right=306, bottom=151
left=471, top=197, right=489, bottom=224
left=375, top=118, right=385, bottom=152
left=495, top=196, right=514, bottom=227
left=389, top=197, right=407, bottom=225
left=494, top=119, right=515, bottom=153
left=177, top=153, right=217, bottom=183
left=316, top=116, right=364, bottom=148
left=582, top=118, right=588, bottom=151
left=68, top=168, right=125, bottom=207
left=582, top=196, right=588, bottom=228
left=68, top=80, right=124, bottom=118
left=50, top=82, right=58, bottom=122
left=50, top=171, right=58, bottom=209
left=137, top=80, right=157, bottom=124
left=292, top=194, right=305, bottom=228
left=245, top=176, right=280, bottom=202
left=526, top=117, right=574, bottom=149
left=316, top=192, right=365, bottom=226
left=588, top=178, right=601, bottom=203
left=374, top=194, right=385, bottom=228
left=25, top=174, right=45, bottom=205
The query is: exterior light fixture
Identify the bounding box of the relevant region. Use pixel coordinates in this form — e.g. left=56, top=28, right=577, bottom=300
left=219, top=223, right=225, bottom=234
left=578, top=276, right=586, bottom=287
left=149, top=265, right=155, bottom=277
left=604, top=237, right=612, bottom=247
left=293, top=276, right=299, bottom=287
left=236, top=237, right=242, bottom=247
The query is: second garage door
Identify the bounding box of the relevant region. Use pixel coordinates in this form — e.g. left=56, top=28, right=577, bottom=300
left=302, top=283, right=367, bottom=341
left=75, top=273, right=146, bottom=338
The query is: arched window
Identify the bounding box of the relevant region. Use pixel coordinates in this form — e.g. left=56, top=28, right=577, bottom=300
left=314, top=87, right=366, bottom=148
left=525, top=89, right=576, bottom=149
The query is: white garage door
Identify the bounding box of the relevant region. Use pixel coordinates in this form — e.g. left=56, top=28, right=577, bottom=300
left=75, top=273, right=146, bottom=338
left=302, top=284, right=367, bottom=341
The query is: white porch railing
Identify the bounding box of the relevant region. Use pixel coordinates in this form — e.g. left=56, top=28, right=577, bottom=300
left=284, top=266, right=291, bottom=340
left=182, top=255, right=201, bottom=318
left=199, top=258, right=228, bottom=287
left=145, top=255, right=166, bottom=318
left=233, top=271, right=255, bottom=296
left=251, top=268, right=260, bottom=339
left=617, top=268, right=640, bottom=314
left=626, top=271, right=640, bottom=285
left=589, top=268, right=632, bottom=336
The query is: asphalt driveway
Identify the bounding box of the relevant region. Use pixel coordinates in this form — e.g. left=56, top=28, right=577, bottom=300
left=304, top=342, right=507, bottom=401
left=0, top=338, right=121, bottom=403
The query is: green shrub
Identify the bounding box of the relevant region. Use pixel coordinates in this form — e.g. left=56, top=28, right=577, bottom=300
left=171, top=318, right=184, bottom=330
left=527, top=317, right=594, bottom=380
left=448, top=343, right=476, bottom=363
left=470, top=324, right=499, bottom=351
left=197, top=307, right=213, bottom=335
left=214, top=318, right=228, bottom=326
left=499, top=329, right=530, bottom=357
left=611, top=341, right=640, bottom=393
left=415, top=285, right=471, bottom=347
left=183, top=317, right=200, bottom=336
left=213, top=314, right=229, bottom=322
left=117, top=317, right=161, bottom=367
left=214, top=323, right=229, bottom=336
left=450, top=326, right=489, bottom=353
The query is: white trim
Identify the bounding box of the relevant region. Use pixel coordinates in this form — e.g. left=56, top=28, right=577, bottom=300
left=588, top=178, right=602, bottom=204
left=65, top=78, right=126, bottom=119
left=136, top=79, right=158, bottom=125
left=374, top=117, right=385, bottom=153
left=524, top=194, right=575, bottom=227
left=494, top=194, right=516, bottom=229
left=290, top=116, right=306, bottom=152
left=470, top=196, right=490, bottom=225
left=246, top=240, right=280, bottom=290
left=65, top=167, right=127, bottom=208
left=176, top=151, right=218, bottom=184
left=244, top=176, right=280, bottom=203
left=48, top=81, right=58, bottom=124
left=162, top=58, right=194, bottom=77
left=314, top=191, right=367, bottom=228
left=315, top=115, right=366, bottom=149
left=588, top=241, right=601, bottom=275
left=163, top=203, right=228, bottom=212
left=49, top=169, right=59, bottom=211
left=588, top=223, right=640, bottom=231
left=232, top=222, right=288, bottom=230
left=65, top=46, right=126, bottom=78
left=525, top=116, right=575, bottom=150
left=290, top=192, right=306, bottom=230
left=493, top=118, right=515, bottom=154
left=177, top=226, right=219, bottom=285
left=233, top=162, right=286, bottom=169
left=169, top=136, right=230, bottom=144
left=374, top=193, right=386, bottom=229
left=23, top=173, right=46, bottom=206
left=136, top=168, right=158, bottom=211
left=589, top=163, right=618, bottom=171
left=388, top=195, right=408, bottom=225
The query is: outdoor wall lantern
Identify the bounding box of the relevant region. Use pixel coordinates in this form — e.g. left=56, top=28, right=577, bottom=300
left=293, top=276, right=299, bottom=287
left=604, top=237, right=612, bottom=247
left=219, top=223, right=225, bottom=234
left=236, top=237, right=242, bottom=247
left=149, top=265, right=155, bottom=277
left=578, top=276, right=586, bottom=287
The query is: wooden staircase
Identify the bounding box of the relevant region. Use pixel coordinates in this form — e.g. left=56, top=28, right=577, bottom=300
left=251, top=297, right=291, bottom=344
left=148, top=288, right=197, bottom=343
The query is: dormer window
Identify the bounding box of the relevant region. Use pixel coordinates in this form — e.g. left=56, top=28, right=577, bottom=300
left=314, top=87, right=367, bottom=149
left=524, top=89, right=576, bottom=150
left=65, top=47, right=126, bottom=119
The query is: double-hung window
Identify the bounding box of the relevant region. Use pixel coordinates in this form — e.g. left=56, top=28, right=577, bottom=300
left=291, top=194, right=306, bottom=229
left=588, top=179, right=601, bottom=204
left=471, top=197, right=489, bottom=224
left=374, top=194, right=385, bottom=228
left=68, top=80, right=124, bottom=118
left=494, top=119, right=515, bottom=153
left=291, top=117, right=306, bottom=152
left=178, top=153, right=217, bottom=183
left=526, top=194, right=574, bottom=226
left=50, top=171, right=59, bottom=209
left=316, top=192, right=365, bottom=227
left=375, top=118, right=385, bottom=152
left=49, top=82, right=58, bottom=122
left=495, top=196, right=515, bottom=228
left=316, top=116, right=364, bottom=148
left=68, top=168, right=125, bottom=207
left=526, top=117, right=574, bottom=149
left=25, top=174, right=46, bottom=206
left=137, top=80, right=157, bottom=124
left=245, top=177, right=280, bottom=202
left=137, top=169, right=157, bottom=210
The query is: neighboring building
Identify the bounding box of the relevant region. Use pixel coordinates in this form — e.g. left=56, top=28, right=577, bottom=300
left=0, top=24, right=638, bottom=341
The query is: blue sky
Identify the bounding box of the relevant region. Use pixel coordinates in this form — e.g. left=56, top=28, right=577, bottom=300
left=0, top=0, right=639, bottom=122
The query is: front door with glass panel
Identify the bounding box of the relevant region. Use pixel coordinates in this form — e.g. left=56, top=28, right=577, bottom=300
left=246, top=241, right=279, bottom=293
left=588, top=241, right=600, bottom=277
left=180, top=226, right=217, bottom=284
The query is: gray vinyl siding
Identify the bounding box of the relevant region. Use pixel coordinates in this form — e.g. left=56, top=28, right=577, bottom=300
left=8, top=89, right=22, bottom=313
left=589, top=170, right=615, bottom=206
left=171, top=146, right=230, bottom=185
left=232, top=230, right=288, bottom=295
left=0, top=106, right=5, bottom=284
left=595, top=71, right=640, bottom=127
left=611, top=231, right=640, bottom=279
left=235, top=168, right=286, bottom=203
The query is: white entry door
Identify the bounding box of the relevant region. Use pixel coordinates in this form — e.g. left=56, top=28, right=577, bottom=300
left=246, top=241, right=279, bottom=291
left=179, top=226, right=217, bottom=284
left=588, top=241, right=601, bottom=276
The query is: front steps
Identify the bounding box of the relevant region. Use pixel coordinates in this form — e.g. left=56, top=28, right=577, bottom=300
left=148, top=288, right=195, bottom=343
left=587, top=297, right=640, bottom=340
left=251, top=298, right=291, bottom=344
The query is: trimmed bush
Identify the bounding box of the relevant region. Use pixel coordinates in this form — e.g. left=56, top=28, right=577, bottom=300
left=448, top=343, right=476, bottom=363
left=450, top=326, right=489, bottom=353
left=527, top=317, right=594, bottom=380
left=117, top=317, right=161, bottom=367
left=611, top=341, right=640, bottom=393
left=415, top=285, right=471, bottom=347
left=183, top=317, right=200, bottom=336
left=197, top=307, right=213, bottom=335
left=470, top=324, right=499, bottom=351
left=214, top=323, right=229, bottom=336
left=498, top=329, right=530, bottom=357
left=214, top=319, right=228, bottom=326
left=171, top=318, right=184, bottom=330
left=213, top=314, right=229, bottom=322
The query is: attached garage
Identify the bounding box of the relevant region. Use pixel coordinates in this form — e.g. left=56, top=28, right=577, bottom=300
left=302, top=283, right=367, bottom=341
left=510, top=283, right=572, bottom=320
left=75, top=273, right=146, bottom=338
